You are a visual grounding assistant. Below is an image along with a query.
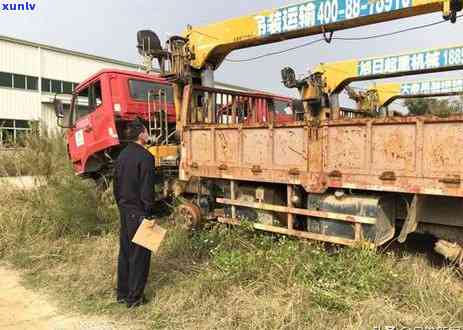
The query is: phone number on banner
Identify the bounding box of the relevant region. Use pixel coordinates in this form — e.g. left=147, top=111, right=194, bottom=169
left=358, top=47, right=463, bottom=76
left=255, top=0, right=413, bottom=37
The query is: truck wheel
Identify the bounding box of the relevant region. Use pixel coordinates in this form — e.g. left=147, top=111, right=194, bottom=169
left=176, top=202, right=202, bottom=231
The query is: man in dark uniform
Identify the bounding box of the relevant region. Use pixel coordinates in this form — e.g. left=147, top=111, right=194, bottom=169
left=113, top=120, right=156, bottom=308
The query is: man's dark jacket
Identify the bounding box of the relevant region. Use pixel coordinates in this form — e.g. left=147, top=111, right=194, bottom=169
left=113, top=142, right=156, bottom=304
left=113, top=142, right=156, bottom=216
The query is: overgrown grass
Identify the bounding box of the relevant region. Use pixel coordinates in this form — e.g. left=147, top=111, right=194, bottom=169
left=1, top=135, right=463, bottom=329
left=0, top=130, right=69, bottom=177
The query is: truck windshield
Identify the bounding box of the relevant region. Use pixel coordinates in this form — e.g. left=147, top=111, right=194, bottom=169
left=128, top=79, right=173, bottom=102
left=69, top=81, right=103, bottom=126
left=274, top=99, right=293, bottom=115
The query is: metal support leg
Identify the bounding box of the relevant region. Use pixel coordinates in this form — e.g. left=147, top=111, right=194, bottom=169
left=354, top=223, right=363, bottom=241
left=287, top=185, right=294, bottom=231
left=230, top=180, right=236, bottom=220
left=398, top=194, right=420, bottom=243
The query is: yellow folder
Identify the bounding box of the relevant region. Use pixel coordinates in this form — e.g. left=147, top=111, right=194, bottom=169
left=132, top=219, right=167, bottom=253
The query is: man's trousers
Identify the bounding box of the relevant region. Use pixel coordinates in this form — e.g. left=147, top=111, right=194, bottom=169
left=117, top=209, right=151, bottom=304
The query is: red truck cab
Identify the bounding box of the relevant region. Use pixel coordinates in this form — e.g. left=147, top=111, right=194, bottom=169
left=66, top=69, right=176, bottom=177
left=61, top=69, right=296, bottom=179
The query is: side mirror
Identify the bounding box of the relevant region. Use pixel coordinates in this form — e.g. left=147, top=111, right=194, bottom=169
left=53, top=96, right=70, bottom=128
left=54, top=97, right=64, bottom=119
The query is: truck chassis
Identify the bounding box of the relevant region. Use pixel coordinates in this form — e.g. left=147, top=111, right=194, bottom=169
left=178, top=86, right=463, bottom=257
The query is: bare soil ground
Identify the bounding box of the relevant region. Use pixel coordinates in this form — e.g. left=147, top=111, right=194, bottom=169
left=0, top=265, right=132, bottom=330
left=0, top=176, right=45, bottom=190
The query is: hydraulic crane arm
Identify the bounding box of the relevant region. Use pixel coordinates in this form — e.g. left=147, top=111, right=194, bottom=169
left=137, top=0, right=462, bottom=128
left=280, top=44, right=463, bottom=119
left=184, top=0, right=462, bottom=70
left=309, top=44, right=463, bottom=95
left=351, top=77, right=463, bottom=111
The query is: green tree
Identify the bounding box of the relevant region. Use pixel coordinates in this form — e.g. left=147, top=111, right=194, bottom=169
left=403, top=98, right=430, bottom=115
left=403, top=97, right=462, bottom=117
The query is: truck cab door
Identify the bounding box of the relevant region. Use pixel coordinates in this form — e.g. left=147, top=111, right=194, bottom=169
left=68, top=79, right=118, bottom=175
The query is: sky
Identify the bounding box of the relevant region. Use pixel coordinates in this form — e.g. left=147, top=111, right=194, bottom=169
left=1, top=0, right=462, bottom=108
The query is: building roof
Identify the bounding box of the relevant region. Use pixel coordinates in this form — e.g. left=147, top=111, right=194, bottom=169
left=0, top=34, right=261, bottom=93
left=0, top=34, right=140, bottom=69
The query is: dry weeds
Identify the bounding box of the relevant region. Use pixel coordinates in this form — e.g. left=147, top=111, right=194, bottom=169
left=1, top=135, right=463, bottom=330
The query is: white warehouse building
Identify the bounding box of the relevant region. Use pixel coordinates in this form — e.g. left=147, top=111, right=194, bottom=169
left=0, top=34, right=254, bottom=147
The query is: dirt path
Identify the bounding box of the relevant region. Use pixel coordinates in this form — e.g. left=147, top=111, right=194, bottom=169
left=0, top=265, right=128, bottom=330
left=0, top=176, right=45, bottom=190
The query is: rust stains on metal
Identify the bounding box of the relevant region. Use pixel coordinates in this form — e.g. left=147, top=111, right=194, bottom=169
left=182, top=86, right=463, bottom=198
left=379, top=171, right=397, bottom=181
left=216, top=198, right=377, bottom=225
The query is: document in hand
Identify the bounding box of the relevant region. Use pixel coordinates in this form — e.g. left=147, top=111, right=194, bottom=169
left=132, top=219, right=167, bottom=253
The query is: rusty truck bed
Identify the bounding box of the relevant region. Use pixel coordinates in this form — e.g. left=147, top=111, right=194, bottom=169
left=180, top=115, right=463, bottom=197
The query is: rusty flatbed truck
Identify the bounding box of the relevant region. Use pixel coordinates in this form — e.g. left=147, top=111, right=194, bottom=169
left=138, top=0, right=463, bottom=260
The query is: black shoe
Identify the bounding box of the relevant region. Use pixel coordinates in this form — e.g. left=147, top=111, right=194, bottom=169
left=116, top=290, right=128, bottom=304
left=117, top=297, right=127, bottom=304
left=126, top=295, right=149, bottom=308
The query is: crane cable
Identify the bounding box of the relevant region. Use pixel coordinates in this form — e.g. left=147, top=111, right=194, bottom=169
left=225, top=15, right=463, bottom=63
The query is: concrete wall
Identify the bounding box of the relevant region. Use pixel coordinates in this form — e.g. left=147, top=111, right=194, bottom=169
left=0, top=88, right=41, bottom=121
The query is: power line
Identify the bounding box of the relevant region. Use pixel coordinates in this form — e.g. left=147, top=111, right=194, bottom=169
left=225, top=38, right=325, bottom=62
left=331, top=15, right=460, bottom=41
left=225, top=15, right=463, bottom=63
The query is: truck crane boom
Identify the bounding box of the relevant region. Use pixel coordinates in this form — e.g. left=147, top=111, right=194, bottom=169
left=140, top=0, right=462, bottom=82
left=280, top=44, right=463, bottom=119
left=351, top=77, right=463, bottom=111
left=309, top=45, right=463, bottom=95
left=138, top=0, right=462, bottom=128
left=182, top=0, right=462, bottom=71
